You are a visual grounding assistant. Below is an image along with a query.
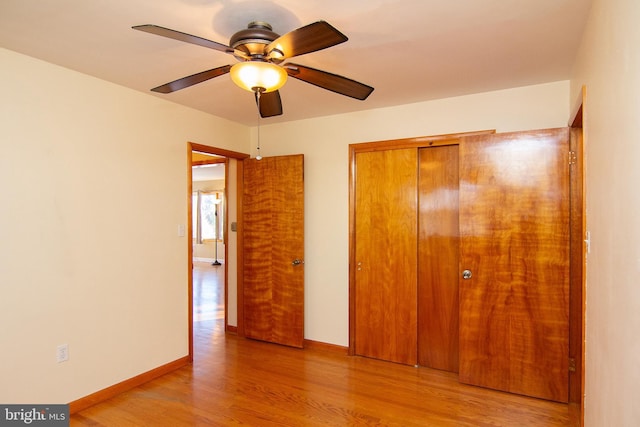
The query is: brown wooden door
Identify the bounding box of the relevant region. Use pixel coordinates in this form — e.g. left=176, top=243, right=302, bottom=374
left=458, top=128, right=570, bottom=402
left=417, top=145, right=460, bottom=372
left=242, top=154, right=304, bottom=348
left=354, top=148, right=418, bottom=365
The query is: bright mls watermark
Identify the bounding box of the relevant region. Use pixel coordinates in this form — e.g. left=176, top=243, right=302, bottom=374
left=0, top=405, right=68, bottom=426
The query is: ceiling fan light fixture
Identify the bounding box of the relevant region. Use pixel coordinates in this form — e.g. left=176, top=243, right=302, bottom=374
left=230, top=61, right=287, bottom=93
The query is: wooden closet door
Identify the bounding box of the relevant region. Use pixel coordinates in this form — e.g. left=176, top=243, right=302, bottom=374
left=354, top=148, right=418, bottom=365
left=417, top=145, right=460, bottom=372
left=458, top=128, right=570, bottom=402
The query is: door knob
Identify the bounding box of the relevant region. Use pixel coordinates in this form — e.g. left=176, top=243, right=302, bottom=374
left=462, top=269, right=472, bottom=280
left=292, top=259, right=304, bottom=266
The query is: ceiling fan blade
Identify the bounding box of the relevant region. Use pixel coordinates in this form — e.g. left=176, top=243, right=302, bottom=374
left=255, top=90, right=283, bottom=118
left=151, top=65, right=231, bottom=93
left=285, top=63, right=374, bottom=100
left=133, top=24, right=249, bottom=59
left=266, top=21, right=347, bottom=60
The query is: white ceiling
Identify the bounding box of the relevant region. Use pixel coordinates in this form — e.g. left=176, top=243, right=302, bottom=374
left=0, top=0, right=591, bottom=126
left=193, top=163, right=225, bottom=181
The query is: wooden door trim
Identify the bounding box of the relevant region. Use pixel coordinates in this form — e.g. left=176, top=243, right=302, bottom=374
left=186, top=142, right=249, bottom=360
left=568, top=86, right=586, bottom=426
left=191, top=143, right=251, bottom=160
left=348, top=130, right=495, bottom=354
left=353, top=130, right=495, bottom=153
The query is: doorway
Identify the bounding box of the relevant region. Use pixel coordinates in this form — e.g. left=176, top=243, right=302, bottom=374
left=187, top=142, right=249, bottom=360
left=192, top=153, right=226, bottom=337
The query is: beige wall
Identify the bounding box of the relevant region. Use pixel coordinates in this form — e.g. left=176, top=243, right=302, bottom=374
left=0, top=48, right=249, bottom=403
left=250, top=80, right=571, bottom=346
left=570, top=0, right=640, bottom=424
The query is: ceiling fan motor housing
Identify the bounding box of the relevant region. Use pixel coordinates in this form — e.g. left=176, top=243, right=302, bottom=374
left=229, top=21, right=280, bottom=59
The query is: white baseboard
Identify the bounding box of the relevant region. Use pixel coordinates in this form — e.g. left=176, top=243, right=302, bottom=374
left=193, top=257, right=224, bottom=263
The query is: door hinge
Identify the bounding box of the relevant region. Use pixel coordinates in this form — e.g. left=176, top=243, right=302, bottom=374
left=569, top=151, right=577, bottom=165
left=568, top=357, right=577, bottom=373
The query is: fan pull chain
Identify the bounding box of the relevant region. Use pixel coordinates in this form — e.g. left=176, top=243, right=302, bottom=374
left=256, top=90, right=263, bottom=160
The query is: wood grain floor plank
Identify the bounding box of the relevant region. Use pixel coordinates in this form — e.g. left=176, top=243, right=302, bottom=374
left=71, top=263, right=574, bottom=426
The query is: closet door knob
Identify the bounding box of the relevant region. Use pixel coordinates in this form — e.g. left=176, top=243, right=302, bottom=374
left=462, top=269, right=472, bottom=280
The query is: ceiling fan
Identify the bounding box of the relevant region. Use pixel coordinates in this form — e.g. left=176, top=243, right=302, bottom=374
left=133, top=21, right=374, bottom=118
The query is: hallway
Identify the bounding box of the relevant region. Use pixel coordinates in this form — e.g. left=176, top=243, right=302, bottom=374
left=193, top=260, right=227, bottom=363
left=193, top=261, right=224, bottom=323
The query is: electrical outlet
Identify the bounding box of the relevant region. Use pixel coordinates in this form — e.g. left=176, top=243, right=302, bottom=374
left=56, top=344, right=69, bottom=363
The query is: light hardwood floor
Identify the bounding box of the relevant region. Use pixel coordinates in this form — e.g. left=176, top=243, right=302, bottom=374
left=71, top=262, right=575, bottom=426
